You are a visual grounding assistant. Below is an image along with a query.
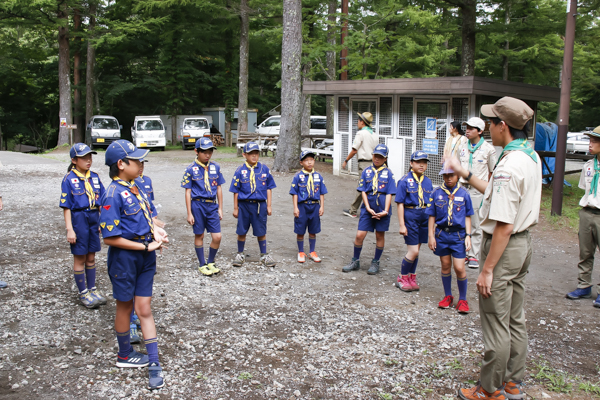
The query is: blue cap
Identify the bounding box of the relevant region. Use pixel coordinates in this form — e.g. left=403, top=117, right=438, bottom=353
left=243, top=142, right=260, bottom=153
left=410, top=151, right=428, bottom=161
left=105, top=140, right=149, bottom=166
left=70, top=143, right=97, bottom=159
left=300, top=149, right=316, bottom=161
left=439, top=165, right=455, bottom=175
left=373, top=144, right=389, bottom=158
left=196, top=137, right=217, bottom=150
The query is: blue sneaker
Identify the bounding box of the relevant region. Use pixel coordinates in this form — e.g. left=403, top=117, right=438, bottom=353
left=130, top=323, right=141, bottom=344
left=79, top=290, right=100, bottom=309
left=131, top=313, right=141, bottom=328
left=0, top=280, right=7, bottom=288
left=594, top=295, right=600, bottom=308
left=566, top=287, right=592, bottom=299
left=148, top=362, right=165, bottom=390
left=89, top=287, right=107, bottom=305
left=116, top=349, right=149, bottom=368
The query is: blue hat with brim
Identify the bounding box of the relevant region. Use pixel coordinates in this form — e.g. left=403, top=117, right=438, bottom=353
left=373, top=144, right=389, bottom=158
left=243, top=142, right=260, bottom=153
left=196, top=137, right=217, bottom=150
left=439, top=165, right=455, bottom=175
left=70, top=143, right=97, bottom=159
left=300, top=150, right=316, bottom=161
left=584, top=126, right=600, bottom=138
left=410, top=151, right=428, bottom=161
left=105, top=139, right=149, bottom=166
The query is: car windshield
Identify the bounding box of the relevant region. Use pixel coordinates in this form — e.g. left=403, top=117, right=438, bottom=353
left=311, top=118, right=327, bottom=130
left=137, top=120, right=163, bottom=131
left=184, top=119, right=208, bottom=129
left=263, top=118, right=280, bottom=127
left=92, top=118, right=119, bottom=130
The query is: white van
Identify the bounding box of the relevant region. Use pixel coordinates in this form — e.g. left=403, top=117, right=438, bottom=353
left=181, top=117, right=211, bottom=150
left=131, top=116, right=166, bottom=151
left=254, top=115, right=327, bottom=135
left=86, top=115, right=122, bottom=149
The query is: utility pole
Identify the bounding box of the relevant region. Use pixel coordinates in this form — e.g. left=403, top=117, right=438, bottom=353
left=340, top=0, right=348, bottom=80
left=552, top=0, right=577, bottom=215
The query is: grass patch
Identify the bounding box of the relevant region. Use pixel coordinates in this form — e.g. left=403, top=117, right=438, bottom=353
left=540, top=173, right=585, bottom=231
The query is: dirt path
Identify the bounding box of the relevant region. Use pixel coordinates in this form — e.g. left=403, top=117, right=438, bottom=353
left=0, top=149, right=599, bottom=399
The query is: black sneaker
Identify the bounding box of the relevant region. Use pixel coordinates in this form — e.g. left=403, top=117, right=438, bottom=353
left=116, top=350, right=149, bottom=368
left=342, top=258, right=360, bottom=272
left=342, top=209, right=357, bottom=218
left=367, top=259, right=380, bottom=275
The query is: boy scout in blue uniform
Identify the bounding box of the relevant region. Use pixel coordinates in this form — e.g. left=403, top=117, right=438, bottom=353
left=99, top=140, right=169, bottom=390
left=135, top=162, right=154, bottom=201
left=426, top=166, right=473, bottom=313
left=342, top=144, right=396, bottom=275
left=182, top=138, right=226, bottom=276
left=290, top=150, right=328, bottom=263
left=230, top=142, right=277, bottom=267
left=395, top=151, right=433, bottom=292
left=60, top=143, right=106, bottom=309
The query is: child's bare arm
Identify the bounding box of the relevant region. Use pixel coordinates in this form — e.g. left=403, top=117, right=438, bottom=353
left=428, top=215, right=436, bottom=251
left=233, top=193, right=239, bottom=218
left=217, top=186, right=223, bottom=220
left=267, top=189, right=272, bottom=216
left=319, top=194, right=325, bottom=216
left=64, top=208, right=76, bottom=244
left=293, top=194, right=299, bottom=218
left=185, top=188, right=194, bottom=225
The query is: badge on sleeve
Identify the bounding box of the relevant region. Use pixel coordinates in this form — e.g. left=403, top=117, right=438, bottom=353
left=71, top=178, right=79, bottom=184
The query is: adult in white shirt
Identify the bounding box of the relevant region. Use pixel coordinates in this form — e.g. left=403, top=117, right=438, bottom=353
left=444, top=121, right=468, bottom=160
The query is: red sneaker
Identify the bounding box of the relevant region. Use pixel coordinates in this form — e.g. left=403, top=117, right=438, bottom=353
left=457, top=299, right=470, bottom=314
left=395, top=275, right=412, bottom=292
left=409, top=274, right=420, bottom=291
left=438, top=295, right=454, bottom=309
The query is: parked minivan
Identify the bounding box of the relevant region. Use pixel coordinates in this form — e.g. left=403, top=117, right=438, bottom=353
left=180, top=117, right=211, bottom=150
left=254, top=115, right=327, bottom=135
left=131, top=116, right=166, bottom=151
left=86, top=115, right=122, bottom=149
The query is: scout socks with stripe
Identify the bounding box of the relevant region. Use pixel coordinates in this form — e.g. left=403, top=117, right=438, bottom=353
left=309, top=236, right=316, bottom=253
left=297, top=240, right=304, bottom=253
left=258, top=239, right=267, bottom=255
left=237, top=240, right=245, bottom=253
left=400, top=257, right=414, bottom=276
left=195, top=245, right=205, bottom=266
left=144, top=337, right=160, bottom=366
left=374, top=246, right=384, bottom=261
left=207, top=246, right=218, bottom=264
left=457, top=277, right=468, bottom=300
left=85, top=264, right=96, bottom=290
left=353, top=245, right=362, bottom=260
left=74, top=270, right=87, bottom=293
left=116, top=330, right=133, bottom=359
left=442, top=273, right=453, bottom=297
left=411, top=257, right=419, bottom=274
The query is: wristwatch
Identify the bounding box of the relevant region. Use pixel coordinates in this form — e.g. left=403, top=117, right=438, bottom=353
left=143, top=241, right=149, bottom=252
left=466, top=233, right=472, bottom=237
left=466, top=171, right=473, bottom=181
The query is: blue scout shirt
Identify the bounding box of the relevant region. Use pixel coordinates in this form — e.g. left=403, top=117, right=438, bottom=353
left=229, top=161, right=276, bottom=201
left=181, top=161, right=226, bottom=200
left=99, top=180, right=157, bottom=240
left=425, top=185, right=474, bottom=229
left=59, top=170, right=105, bottom=210
left=135, top=175, right=155, bottom=201
left=395, top=172, right=433, bottom=208
left=357, top=165, right=397, bottom=212
left=289, top=170, right=328, bottom=202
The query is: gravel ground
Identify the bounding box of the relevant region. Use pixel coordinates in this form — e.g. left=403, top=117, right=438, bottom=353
left=1, top=149, right=600, bottom=400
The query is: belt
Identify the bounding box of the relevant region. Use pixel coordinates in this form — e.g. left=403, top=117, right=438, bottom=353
left=404, top=205, right=429, bottom=209
left=483, top=230, right=529, bottom=239
left=239, top=200, right=265, bottom=203
left=358, top=159, right=371, bottom=162
left=437, top=226, right=464, bottom=233
left=193, top=198, right=216, bottom=203
left=131, top=234, right=153, bottom=242
left=583, top=207, right=600, bottom=215
left=301, top=200, right=320, bottom=205
left=72, top=207, right=98, bottom=212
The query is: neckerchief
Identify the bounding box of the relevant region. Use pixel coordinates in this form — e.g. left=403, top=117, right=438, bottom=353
left=195, top=159, right=212, bottom=195
left=411, top=170, right=425, bottom=208
left=371, top=165, right=386, bottom=206
left=360, top=126, right=374, bottom=135
left=245, top=162, right=256, bottom=193
left=495, top=139, right=538, bottom=168
left=113, top=178, right=154, bottom=236
left=468, top=137, right=485, bottom=169
left=302, top=169, right=315, bottom=197
left=591, top=156, right=600, bottom=197
left=72, top=169, right=95, bottom=208
left=440, top=184, right=460, bottom=225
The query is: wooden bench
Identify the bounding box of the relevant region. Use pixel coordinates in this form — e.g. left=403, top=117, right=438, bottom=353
left=236, top=131, right=279, bottom=156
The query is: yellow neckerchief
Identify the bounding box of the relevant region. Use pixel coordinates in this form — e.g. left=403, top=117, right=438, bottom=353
left=411, top=170, right=425, bottom=208
left=245, top=161, right=257, bottom=193
left=195, top=159, right=212, bottom=195
left=440, top=183, right=460, bottom=226
left=72, top=168, right=95, bottom=208
left=113, top=178, right=154, bottom=236
left=302, top=168, right=315, bottom=197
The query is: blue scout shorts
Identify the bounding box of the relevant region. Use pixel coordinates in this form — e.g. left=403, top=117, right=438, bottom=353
left=107, top=241, right=156, bottom=301
left=403, top=207, right=429, bottom=246
left=294, top=201, right=321, bottom=235
left=70, top=209, right=101, bottom=256
left=237, top=201, right=268, bottom=237
left=358, top=205, right=391, bottom=232
left=433, top=227, right=467, bottom=259
left=191, top=199, right=221, bottom=234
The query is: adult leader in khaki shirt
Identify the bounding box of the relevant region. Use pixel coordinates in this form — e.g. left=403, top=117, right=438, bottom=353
left=342, top=112, right=379, bottom=216
left=446, top=97, right=542, bottom=399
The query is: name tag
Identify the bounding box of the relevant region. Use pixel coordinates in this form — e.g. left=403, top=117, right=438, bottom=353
left=92, top=177, right=99, bottom=184
left=381, top=171, right=388, bottom=178
left=314, top=177, right=320, bottom=182
left=455, top=196, right=464, bottom=201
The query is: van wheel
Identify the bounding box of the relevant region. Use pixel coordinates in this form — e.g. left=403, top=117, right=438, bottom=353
left=159, top=147, right=165, bottom=152
left=181, top=141, right=186, bottom=150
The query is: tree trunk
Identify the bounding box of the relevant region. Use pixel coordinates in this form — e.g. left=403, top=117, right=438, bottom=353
left=57, top=2, right=72, bottom=146
left=274, top=0, right=302, bottom=172
left=238, top=0, right=250, bottom=134
left=301, top=62, right=311, bottom=138
left=502, top=1, right=510, bottom=81
left=325, top=0, right=336, bottom=137
left=460, top=0, right=476, bottom=76
left=73, top=9, right=82, bottom=143
left=85, top=1, right=96, bottom=144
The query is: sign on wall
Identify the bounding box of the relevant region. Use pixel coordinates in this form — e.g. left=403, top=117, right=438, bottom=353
left=422, top=138, right=439, bottom=154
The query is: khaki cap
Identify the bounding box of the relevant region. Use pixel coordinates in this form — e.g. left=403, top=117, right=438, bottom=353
left=357, top=112, right=373, bottom=127
left=480, top=96, right=533, bottom=130
left=584, top=125, right=600, bottom=138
